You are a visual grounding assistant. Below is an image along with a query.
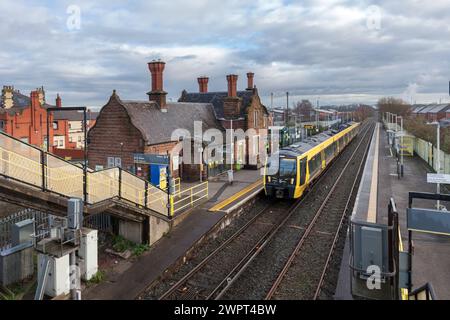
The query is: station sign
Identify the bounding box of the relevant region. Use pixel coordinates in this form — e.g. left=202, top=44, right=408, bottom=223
left=134, top=153, right=169, bottom=165
left=304, top=124, right=315, bottom=130
left=427, top=173, right=450, bottom=184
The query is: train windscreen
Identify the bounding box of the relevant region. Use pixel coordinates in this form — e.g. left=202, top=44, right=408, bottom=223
left=279, top=158, right=297, bottom=178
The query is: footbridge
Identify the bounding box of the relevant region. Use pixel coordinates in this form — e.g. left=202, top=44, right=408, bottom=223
left=0, top=132, right=207, bottom=244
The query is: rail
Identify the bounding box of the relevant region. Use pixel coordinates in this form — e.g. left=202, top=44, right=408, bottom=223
left=169, top=181, right=209, bottom=217
left=0, top=131, right=170, bottom=217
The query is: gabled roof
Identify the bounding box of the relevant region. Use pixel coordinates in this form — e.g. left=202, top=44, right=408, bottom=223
left=0, top=90, right=55, bottom=115
left=178, top=89, right=268, bottom=119
left=104, top=93, right=223, bottom=145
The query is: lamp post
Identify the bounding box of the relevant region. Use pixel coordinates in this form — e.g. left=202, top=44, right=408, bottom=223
left=426, top=120, right=450, bottom=209
left=397, top=116, right=404, bottom=177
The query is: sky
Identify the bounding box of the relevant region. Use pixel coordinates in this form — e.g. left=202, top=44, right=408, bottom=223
left=1, top=0, right=450, bottom=109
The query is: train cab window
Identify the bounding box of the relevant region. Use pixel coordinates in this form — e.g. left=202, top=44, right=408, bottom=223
left=299, top=159, right=306, bottom=185
left=279, top=158, right=296, bottom=178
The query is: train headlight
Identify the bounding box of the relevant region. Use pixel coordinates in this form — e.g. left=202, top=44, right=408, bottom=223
left=267, top=176, right=271, bottom=182
left=290, top=178, right=294, bottom=184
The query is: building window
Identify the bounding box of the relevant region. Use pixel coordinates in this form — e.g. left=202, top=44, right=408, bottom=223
left=53, top=121, right=58, bottom=130
left=69, top=136, right=73, bottom=142
left=0, top=121, right=4, bottom=131
left=78, top=136, right=82, bottom=142
left=107, top=157, right=115, bottom=168
left=59, top=140, right=63, bottom=147
left=263, top=116, right=267, bottom=128
left=253, top=110, right=259, bottom=128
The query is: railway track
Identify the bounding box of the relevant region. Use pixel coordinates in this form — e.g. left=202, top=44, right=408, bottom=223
left=145, top=120, right=374, bottom=300
left=217, top=120, right=374, bottom=300
left=265, top=121, right=374, bottom=300
left=157, top=200, right=297, bottom=300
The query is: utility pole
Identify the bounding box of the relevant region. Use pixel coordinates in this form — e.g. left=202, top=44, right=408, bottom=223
left=285, top=92, right=289, bottom=127
left=437, top=121, right=441, bottom=209
left=271, top=92, right=274, bottom=110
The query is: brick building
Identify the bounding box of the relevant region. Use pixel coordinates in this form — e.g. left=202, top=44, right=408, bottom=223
left=53, top=109, right=98, bottom=149
left=0, top=86, right=55, bottom=149
left=179, top=72, right=270, bottom=169
left=87, top=61, right=222, bottom=183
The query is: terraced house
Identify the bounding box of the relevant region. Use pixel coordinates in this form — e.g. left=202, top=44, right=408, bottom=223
left=0, top=86, right=55, bottom=149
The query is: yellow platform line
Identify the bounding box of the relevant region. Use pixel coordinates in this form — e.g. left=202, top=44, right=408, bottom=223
left=367, top=123, right=379, bottom=223
left=208, top=179, right=263, bottom=212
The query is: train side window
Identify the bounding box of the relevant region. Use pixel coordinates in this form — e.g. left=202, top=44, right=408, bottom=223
left=300, top=159, right=306, bottom=185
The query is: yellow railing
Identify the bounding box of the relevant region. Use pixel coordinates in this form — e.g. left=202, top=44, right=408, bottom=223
left=0, top=132, right=170, bottom=217
left=169, top=181, right=209, bottom=217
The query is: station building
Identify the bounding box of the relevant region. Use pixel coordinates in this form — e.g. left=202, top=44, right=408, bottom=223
left=87, top=61, right=223, bottom=185
left=179, top=71, right=270, bottom=170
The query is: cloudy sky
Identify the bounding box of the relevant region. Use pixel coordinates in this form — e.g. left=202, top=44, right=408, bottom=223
left=1, top=0, right=450, bottom=109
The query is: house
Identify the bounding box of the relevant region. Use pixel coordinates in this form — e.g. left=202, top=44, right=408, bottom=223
left=0, top=86, right=55, bottom=149
left=179, top=72, right=270, bottom=169
left=87, top=61, right=223, bottom=184
left=53, top=109, right=98, bottom=149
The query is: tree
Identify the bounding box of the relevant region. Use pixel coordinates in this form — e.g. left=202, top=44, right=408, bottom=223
left=377, top=97, right=411, bottom=119
left=293, top=100, right=314, bottom=121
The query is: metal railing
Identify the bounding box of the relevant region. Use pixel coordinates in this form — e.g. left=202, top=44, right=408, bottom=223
left=169, top=181, right=209, bottom=217
left=0, top=209, right=49, bottom=251
left=0, top=131, right=169, bottom=217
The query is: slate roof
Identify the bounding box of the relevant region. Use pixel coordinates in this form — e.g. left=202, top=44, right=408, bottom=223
left=53, top=110, right=99, bottom=121
left=178, top=89, right=268, bottom=119
left=0, top=90, right=55, bottom=116
left=112, top=95, right=223, bottom=145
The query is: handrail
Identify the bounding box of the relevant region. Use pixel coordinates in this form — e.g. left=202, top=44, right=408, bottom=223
left=0, top=131, right=171, bottom=217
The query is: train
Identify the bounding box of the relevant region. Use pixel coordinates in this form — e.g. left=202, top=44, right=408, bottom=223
left=263, top=122, right=361, bottom=199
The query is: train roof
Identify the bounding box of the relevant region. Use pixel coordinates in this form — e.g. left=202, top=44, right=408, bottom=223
left=279, top=122, right=357, bottom=157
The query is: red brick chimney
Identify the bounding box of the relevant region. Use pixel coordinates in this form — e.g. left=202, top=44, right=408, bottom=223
left=147, top=60, right=167, bottom=109
left=246, top=72, right=254, bottom=90
left=197, top=77, right=209, bottom=93
left=223, top=74, right=241, bottom=118
left=56, top=93, right=62, bottom=108
left=226, top=74, right=238, bottom=97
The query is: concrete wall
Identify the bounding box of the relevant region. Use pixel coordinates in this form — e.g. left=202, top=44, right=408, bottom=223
left=0, top=245, right=34, bottom=286
left=149, top=215, right=170, bottom=246
left=118, top=220, right=143, bottom=244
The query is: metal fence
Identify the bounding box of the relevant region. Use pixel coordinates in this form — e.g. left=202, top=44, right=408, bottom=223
left=0, top=209, right=49, bottom=251
left=0, top=131, right=169, bottom=216
left=0, top=209, right=114, bottom=251
left=414, top=137, right=450, bottom=174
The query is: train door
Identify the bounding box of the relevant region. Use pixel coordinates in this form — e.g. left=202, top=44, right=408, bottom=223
left=299, top=158, right=307, bottom=186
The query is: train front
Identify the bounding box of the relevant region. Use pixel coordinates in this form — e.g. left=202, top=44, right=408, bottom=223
left=264, top=155, right=297, bottom=199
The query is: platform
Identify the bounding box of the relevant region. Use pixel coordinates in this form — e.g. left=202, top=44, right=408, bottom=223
left=335, top=121, right=450, bottom=300
left=83, top=168, right=263, bottom=300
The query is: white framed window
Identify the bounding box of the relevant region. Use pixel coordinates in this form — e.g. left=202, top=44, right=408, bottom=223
left=107, top=157, right=115, bottom=168
left=114, top=157, right=122, bottom=168
left=263, top=116, right=267, bottom=128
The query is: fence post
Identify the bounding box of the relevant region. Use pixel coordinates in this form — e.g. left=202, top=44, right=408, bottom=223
left=41, top=151, right=46, bottom=191
left=144, top=181, right=148, bottom=209
left=118, top=168, right=122, bottom=199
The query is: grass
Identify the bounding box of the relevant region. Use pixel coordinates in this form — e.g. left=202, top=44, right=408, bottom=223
left=112, top=235, right=149, bottom=257
left=87, top=270, right=106, bottom=285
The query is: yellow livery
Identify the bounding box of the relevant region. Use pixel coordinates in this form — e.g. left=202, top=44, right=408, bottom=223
left=264, top=122, right=360, bottom=199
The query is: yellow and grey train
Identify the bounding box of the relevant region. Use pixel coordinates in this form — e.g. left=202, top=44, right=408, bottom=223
left=264, top=122, right=360, bottom=199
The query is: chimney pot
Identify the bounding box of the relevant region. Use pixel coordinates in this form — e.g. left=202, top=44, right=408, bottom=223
left=56, top=93, right=62, bottom=108
left=147, top=61, right=167, bottom=109
left=226, top=74, right=238, bottom=97
left=246, top=72, right=254, bottom=90
left=197, top=77, right=209, bottom=93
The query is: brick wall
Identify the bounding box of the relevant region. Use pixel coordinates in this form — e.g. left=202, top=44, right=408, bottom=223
left=87, top=97, right=144, bottom=171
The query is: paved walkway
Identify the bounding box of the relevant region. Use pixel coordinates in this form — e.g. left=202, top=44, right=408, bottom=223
left=84, top=169, right=262, bottom=300
left=336, top=123, right=450, bottom=300
left=376, top=125, right=450, bottom=299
